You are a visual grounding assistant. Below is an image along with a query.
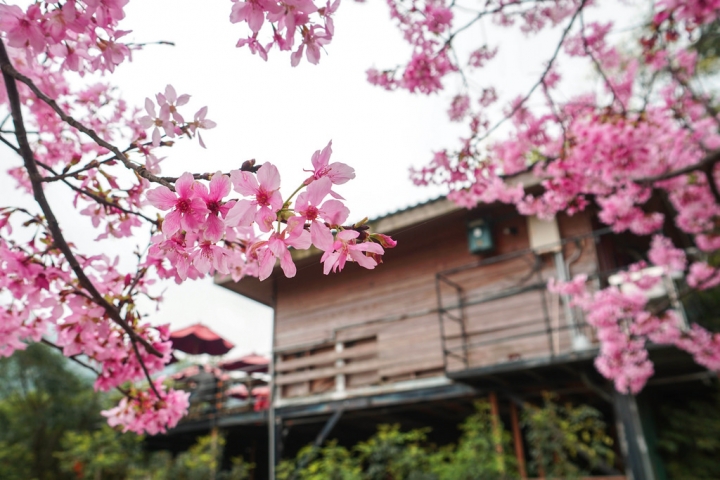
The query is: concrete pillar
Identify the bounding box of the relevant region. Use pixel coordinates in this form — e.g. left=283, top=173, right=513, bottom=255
left=613, top=392, right=656, bottom=480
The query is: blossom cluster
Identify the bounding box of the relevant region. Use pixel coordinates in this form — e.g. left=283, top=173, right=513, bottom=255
left=229, top=0, right=340, bottom=65
left=550, top=237, right=720, bottom=394
left=0, top=1, right=132, bottom=73
left=144, top=139, right=394, bottom=285
left=103, top=379, right=190, bottom=435
left=366, top=0, right=457, bottom=94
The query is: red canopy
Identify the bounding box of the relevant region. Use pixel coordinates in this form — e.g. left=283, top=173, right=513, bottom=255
left=226, top=384, right=249, bottom=399
left=170, top=364, right=229, bottom=381
left=170, top=323, right=234, bottom=356
left=219, top=353, right=269, bottom=373
left=251, top=385, right=270, bottom=396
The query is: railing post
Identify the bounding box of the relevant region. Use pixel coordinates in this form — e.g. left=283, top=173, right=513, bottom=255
left=510, top=401, right=527, bottom=479
left=335, top=341, right=346, bottom=393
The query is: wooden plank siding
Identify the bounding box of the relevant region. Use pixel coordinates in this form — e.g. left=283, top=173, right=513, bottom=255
left=273, top=208, right=600, bottom=399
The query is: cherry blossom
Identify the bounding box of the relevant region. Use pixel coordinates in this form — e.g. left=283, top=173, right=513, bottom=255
left=321, top=229, right=385, bottom=274
left=0, top=6, right=394, bottom=434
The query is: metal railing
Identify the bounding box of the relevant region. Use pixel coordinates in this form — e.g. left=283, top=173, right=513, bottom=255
left=435, top=228, right=688, bottom=375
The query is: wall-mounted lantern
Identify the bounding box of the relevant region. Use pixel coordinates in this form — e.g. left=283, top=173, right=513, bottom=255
left=467, top=218, right=494, bottom=254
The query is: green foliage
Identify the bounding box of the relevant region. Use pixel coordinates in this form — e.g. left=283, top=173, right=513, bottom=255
left=277, top=441, right=361, bottom=480
left=522, top=393, right=614, bottom=479
left=355, top=425, right=435, bottom=479
left=656, top=388, right=720, bottom=480
left=281, top=398, right=613, bottom=480
left=58, top=429, right=254, bottom=480
left=0, top=343, right=254, bottom=480
left=0, top=343, right=103, bottom=480
left=693, top=20, right=720, bottom=74
left=428, top=401, right=517, bottom=480
left=56, top=426, right=145, bottom=480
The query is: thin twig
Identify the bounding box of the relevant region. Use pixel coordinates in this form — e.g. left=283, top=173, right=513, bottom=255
left=704, top=163, right=720, bottom=204
left=130, top=339, right=162, bottom=399
left=638, top=149, right=720, bottom=183
left=41, top=338, right=131, bottom=396
left=0, top=59, right=176, bottom=190
left=579, top=10, right=625, bottom=113
left=471, top=0, right=588, bottom=146
left=36, top=160, right=158, bottom=224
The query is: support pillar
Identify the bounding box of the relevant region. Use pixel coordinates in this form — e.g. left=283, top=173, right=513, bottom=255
left=613, top=392, right=656, bottom=480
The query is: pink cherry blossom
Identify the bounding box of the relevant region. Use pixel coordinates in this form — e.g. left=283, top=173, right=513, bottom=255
left=304, top=140, right=355, bottom=187
left=295, top=176, right=349, bottom=250
left=230, top=163, right=283, bottom=232
left=321, top=229, right=384, bottom=274
left=195, top=171, right=232, bottom=242
left=257, top=216, right=312, bottom=280
left=146, top=173, right=209, bottom=236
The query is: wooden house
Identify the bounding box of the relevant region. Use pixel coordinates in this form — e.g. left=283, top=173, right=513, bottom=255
left=202, top=197, right=713, bottom=479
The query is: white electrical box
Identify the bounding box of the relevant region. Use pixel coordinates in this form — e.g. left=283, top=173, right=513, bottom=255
left=527, top=215, right=561, bottom=253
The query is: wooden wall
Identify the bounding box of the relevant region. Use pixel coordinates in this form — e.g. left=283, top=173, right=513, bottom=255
left=273, top=208, right=600, bottom=399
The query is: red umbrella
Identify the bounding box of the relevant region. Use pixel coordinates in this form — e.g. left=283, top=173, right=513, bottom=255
left=226, top=384, right=249, bottom=399
left=170, top=323, right=234, bottom=356
left=219, top=353, right=269, bottom=373
left=170, top=364, right=229, bottom=381
left=251, top=385, right=270, bottom=396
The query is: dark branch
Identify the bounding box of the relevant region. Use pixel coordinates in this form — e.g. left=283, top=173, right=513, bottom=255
left=0, top=58, right=176, bottom=191
left=471, top=0, right=588, bottom=147
left=0, top=39, right=162, bottom=360
left=35, top=160, right=158, bottom=225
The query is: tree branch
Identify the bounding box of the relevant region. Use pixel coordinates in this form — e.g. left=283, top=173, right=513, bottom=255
left=0, top=56, right=176, bottom=191
left=471, top=0, right=588, bottom=147
left=41, top=338, right=131, bottom=396
left=0, top=39, right=162, bottom=359
left=637, top=149, right=720, bottom=184
left=35, top=160, right=159, bottom=225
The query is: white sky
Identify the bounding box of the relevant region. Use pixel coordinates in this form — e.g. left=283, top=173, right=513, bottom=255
left=2, top=0, right=643, bottom=358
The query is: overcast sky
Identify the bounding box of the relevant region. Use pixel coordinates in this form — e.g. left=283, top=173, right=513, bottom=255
left=3, top=0, right=643, bottom=358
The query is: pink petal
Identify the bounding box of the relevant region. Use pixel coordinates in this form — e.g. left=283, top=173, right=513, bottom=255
left=225, top=200, right=255, bottom=227
left=291, top=45, right=304, bottom=67
left=350, top=249, right=378, bottom=269
left=209, top=172, right=231, bottom=201
left=320, top=199, right=349, bottom=225
left=306, top=176, right=331, bottom=206
left=165, top=85, right=177, bottom=103
left=258, top=248, right=276, bottom=281
left=176, top=94, right=191, bottom=106
left=175, top=172, right=196, bottom=198
left=310, top=221, right=333, bottom=251
left=146, top=186, right=177, bottom=210
left=257, top=163, right=281, bottom=192
left=268, top=190, right=284, bottom=212
left=354, top=242, right=384, bottom=254
left=327, top=162, right=355, bottom=184
left=163, top=210, right=181, bottom=236
left=255, top=207, right=276, bottom=232
left=337, top=229, right=359, bottom=241
left=144, top=98, right=156, bottom=117
left=279, top=249, right=297, bottom=277
left=288, top=228, right=312, bottom=250
left=204, top=215, right=225, bottom=243
left=311, top=140, right=332, bottom=171
left=230, top=170, right=259, bottom=197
